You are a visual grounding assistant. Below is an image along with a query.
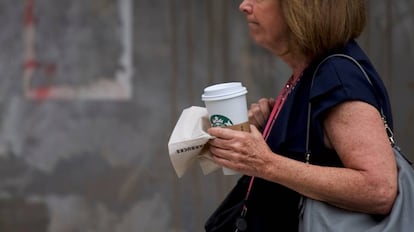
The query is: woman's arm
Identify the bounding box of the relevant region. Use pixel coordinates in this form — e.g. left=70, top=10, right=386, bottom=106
left=207, top=100, right=397, bottom=215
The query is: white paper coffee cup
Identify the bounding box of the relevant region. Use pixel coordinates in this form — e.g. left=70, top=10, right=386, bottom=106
left=202, top=82, right=249, bottom=175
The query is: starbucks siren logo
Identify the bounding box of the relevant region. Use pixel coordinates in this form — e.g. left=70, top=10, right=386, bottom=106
left=210, top=115, right=233, bottom=127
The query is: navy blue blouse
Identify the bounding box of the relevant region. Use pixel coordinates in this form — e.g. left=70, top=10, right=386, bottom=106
left=244, top=40, right=393, bottom=231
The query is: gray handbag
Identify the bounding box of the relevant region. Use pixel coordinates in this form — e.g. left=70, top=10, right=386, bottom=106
left=299, top=54, right=414, bottom=232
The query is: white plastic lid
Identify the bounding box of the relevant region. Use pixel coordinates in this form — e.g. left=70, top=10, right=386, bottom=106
left=201, top=82, right=247, bottom=101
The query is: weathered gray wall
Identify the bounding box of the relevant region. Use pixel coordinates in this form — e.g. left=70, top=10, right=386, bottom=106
left=0, top=0, right=412, bottom=231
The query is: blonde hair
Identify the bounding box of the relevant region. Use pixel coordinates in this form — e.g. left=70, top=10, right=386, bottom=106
left=280, top=0, right=366, bottom=58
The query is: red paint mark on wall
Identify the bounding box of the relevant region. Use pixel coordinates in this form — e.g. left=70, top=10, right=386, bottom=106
left=24, top=60, right=39, bottom=70
left=23, top=0, right=57, bottom=101
left=24, top=0, right=35, bottom=26
left=35, top=87, right=51, bottom=100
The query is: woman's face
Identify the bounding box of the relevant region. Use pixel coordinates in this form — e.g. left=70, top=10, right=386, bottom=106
left=239, top=0, right=289, bottom=54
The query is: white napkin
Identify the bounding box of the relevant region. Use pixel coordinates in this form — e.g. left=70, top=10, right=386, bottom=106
left=168, top=106, right=220, bottom=178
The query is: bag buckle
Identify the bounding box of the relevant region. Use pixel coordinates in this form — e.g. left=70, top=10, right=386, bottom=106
left=235, top=205, right=248, bottom=232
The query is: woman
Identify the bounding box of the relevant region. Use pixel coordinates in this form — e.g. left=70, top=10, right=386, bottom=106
left=206, top=0, right=398, bottom=231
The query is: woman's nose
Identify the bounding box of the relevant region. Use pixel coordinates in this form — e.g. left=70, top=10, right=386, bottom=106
left=239, top=0, right=253, bottom=14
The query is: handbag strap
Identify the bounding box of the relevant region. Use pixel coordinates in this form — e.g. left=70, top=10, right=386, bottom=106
left=305, top=54, right=396, bottom=163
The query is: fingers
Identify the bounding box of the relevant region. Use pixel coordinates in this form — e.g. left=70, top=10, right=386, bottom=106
left=248, top=103, right=265, bottom=128
left=268, top=97, right=276, bottom=107
left=207, top=125, right=262, bottom=151
left=207, top=126, right=251, bottom=152
left=207, top=126, right=238, bottom=140
left=248, top=98, right=275, bottom=130
left=249, top=124, right=262, bottom=136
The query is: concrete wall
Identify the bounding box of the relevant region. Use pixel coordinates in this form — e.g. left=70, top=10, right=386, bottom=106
left=0, top=0, right=412, bottom=231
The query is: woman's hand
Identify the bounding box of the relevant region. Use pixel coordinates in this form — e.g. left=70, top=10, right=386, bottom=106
left=207, top=125, right=274, bottom=177
left=248, top=98, right=275, bottom=131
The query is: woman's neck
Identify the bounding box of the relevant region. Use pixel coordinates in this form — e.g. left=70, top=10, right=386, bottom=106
left=282, top=53, right=311, bottom=81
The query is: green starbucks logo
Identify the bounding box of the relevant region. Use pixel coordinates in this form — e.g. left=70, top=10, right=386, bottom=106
left=210, top=115, right=233, bottom=127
